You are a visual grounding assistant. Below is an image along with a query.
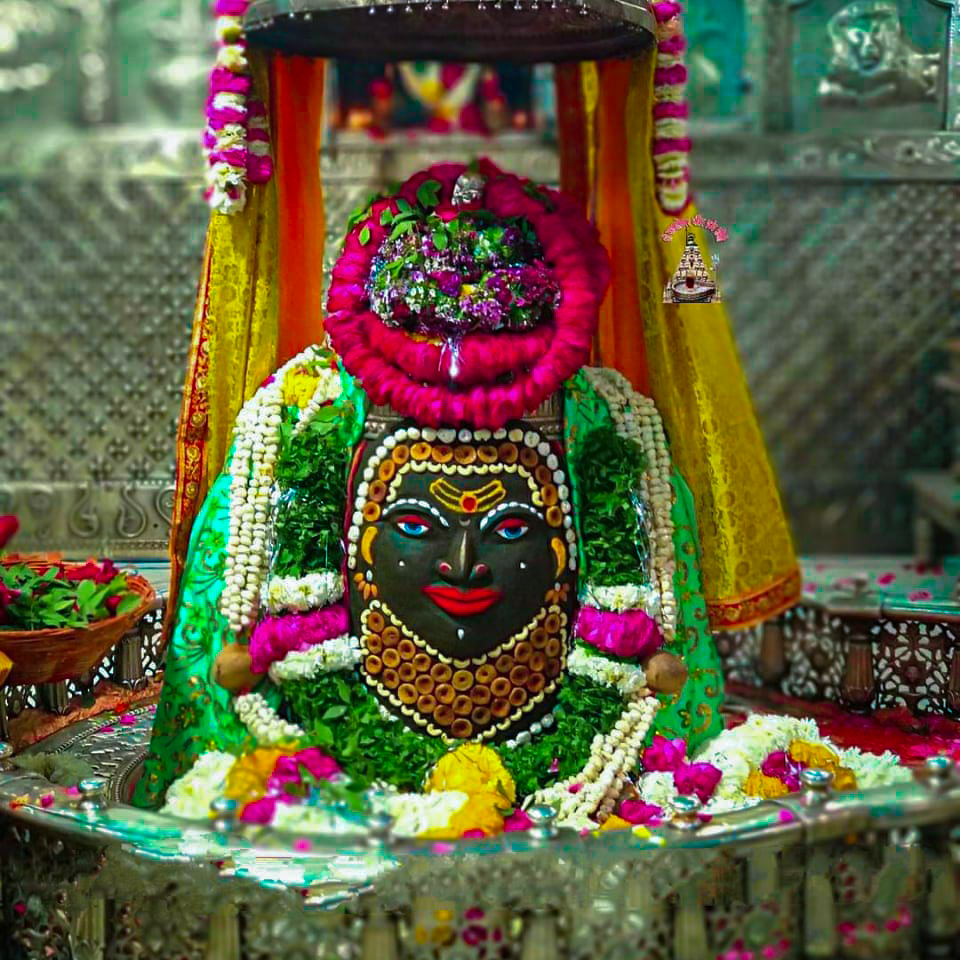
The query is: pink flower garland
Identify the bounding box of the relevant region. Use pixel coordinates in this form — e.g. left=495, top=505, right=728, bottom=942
left=203, top=0, right=273, bottom=214
left=651, top=2, right=691, bottom=215
left=248, top=602, right=350, bottom=675
left=643, top=734, right=723, bottom=805
left=574, top=605, right=664, bottom=660
left=239, top=747, right=341, bottom=824
left=326, top=161, right=610, bottom=429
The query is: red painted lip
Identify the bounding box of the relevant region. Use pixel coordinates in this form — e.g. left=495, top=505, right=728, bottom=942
left=423, top=586, right=503, bottom=616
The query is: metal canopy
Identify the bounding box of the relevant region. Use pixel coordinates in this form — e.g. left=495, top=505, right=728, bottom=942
left=245, top=0, right=656, bottom=63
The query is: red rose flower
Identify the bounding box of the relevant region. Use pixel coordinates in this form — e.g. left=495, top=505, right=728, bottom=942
left=0, top=515, right=19, bottom=548
left=673, top=762, right=722, bottom=804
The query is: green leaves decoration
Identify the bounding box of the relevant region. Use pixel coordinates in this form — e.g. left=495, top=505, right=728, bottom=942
left=0, top=562, right=138, bottom=631
left=280, top=666, right=628, bottom=798
left=283, top=670, right=448, bottom=792
left=501, top=675, right=627, bottom=796
left=416, top=179, right=442, bottom=209
left=571, top=426, right=649, bottom=586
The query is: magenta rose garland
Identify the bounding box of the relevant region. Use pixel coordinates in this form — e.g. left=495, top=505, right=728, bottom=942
left=326, top=160, right=611, bottom=429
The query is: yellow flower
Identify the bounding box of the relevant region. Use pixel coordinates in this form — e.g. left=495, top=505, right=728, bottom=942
left=282, top=369, right=320, bottom=408
left=787, top=739, right=840, bottom=771
left=597, top=815, right=633, bottom=833
left=223, top=747, right=291, bottom=804
left=421, top=744, right=516, bottom=838
left=833, top=766, right=858, bottom=791
left=422, top=793, right=506, bottom=839
left=425, top=743, right=516, bottom=806
left=744, top=770, right=791, bottom=799
left=787, top=739, right=858, bottom=792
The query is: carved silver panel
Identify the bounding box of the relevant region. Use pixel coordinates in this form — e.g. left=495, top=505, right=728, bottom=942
left=0, top=175, right=201, bottom=556
left=694, top=178, right=958, bottom=553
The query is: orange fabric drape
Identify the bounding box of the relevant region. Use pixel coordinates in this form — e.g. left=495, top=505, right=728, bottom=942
left=272, top=56, right=327, bottom=362
left=592, top=59, right=649, bottom=396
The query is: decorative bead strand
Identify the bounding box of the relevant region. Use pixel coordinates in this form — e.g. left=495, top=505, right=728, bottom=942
left=583, top=368, right=677, bottom=640
left=234, top=692, right=304, bottom=746
left=220, top=346, right=320, bottom=635
left=293, top=366, right=343, bottom=437
left=543, top=693, right=659, bottom=824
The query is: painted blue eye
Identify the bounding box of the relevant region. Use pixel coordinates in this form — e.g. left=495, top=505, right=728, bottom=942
left=494, top=519, right=529, bottom=541
left=395, top=515, right=431, bottom=538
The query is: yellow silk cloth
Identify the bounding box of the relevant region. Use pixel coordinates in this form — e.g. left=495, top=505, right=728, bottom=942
left=166, top=53, right=280, bottom=633
left=564, top=53, right=801, bottom=630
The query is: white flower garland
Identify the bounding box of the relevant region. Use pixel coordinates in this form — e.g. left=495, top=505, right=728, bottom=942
left=293, top=366, right=344, bottom=437
left=582, top=367, right=677, bottom=640
left=267, top=634, right=362, bottom=684
left=687, top=715, right=911, bottom=814
left=581, top=582, right=660, bottom=617
left=234, top=692, right=305, bottom=746
left=265, top=571, right=344, bottom=614
left=534, top=693, right=661, bottom=825
left=220, top=345, right=343, bottom=635
left=161, top=751, right=237, bottom=821
left=567, top=643, right=648, bottom=697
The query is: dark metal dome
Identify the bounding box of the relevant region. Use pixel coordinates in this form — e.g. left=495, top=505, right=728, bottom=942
left=245, top=0, right=656, bottom=63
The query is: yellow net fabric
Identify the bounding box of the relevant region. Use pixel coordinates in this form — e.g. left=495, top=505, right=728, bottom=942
left=166, top=53, right=280, bottom=632
left=581, top=52, right=801, bottom=630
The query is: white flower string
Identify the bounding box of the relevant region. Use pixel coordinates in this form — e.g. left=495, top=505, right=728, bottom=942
left=267, top=634, right=362, bottom=684
left=293, top=366, right=344, bottom=437
left=220, top=345, right=342, bottom=635
left=582, top=367, right=677, bottom=641
left=265, top=571, right=345, bottom=614
left=234, top=692, right=305, bottom=746
left=581, top=582, right=660, bottom=617
left=532, top=693, right=660, bottom=824
left=161, top=752, right=237, bottom=821
left=567, top=645, right=648, bottom=697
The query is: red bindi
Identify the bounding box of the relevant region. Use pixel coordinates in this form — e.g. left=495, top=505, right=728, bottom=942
left=461, top=495, right=478, bottom=512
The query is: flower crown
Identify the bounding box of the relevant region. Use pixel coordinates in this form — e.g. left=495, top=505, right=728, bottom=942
left=326, top=161, right=611, bottom=430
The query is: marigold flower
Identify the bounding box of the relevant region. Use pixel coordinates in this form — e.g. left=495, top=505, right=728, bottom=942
left=787, top=739, right=840, bottom=772
left=224, top=747, right=291, bottom=804
left=425, top=743, right=516, bottom=806
left=744, top=770, right=791, bottom=799
left=282, top=370, right=320, bottom=408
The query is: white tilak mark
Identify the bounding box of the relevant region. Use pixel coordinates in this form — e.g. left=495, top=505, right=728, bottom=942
left=457, top=628, right=465, bottom=640
left=398, top=559, right=405, bottom=567
left=519, top=561, right=527, bottom=570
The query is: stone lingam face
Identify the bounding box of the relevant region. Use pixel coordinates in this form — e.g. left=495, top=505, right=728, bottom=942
left=346, top=421, right=578, bottom=741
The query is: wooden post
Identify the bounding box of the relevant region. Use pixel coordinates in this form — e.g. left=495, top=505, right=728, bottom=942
left=205, top=903, right=240, bottom=960
left=757, top=618, right=788, bottom=688
left=360, top=907, right=399, bottom=960
left=520, top=911, right=561, bottom=960
left=840, top=615, right=875, bottom=713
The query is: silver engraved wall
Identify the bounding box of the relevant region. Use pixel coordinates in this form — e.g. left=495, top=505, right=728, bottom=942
left=0, top=0, right=958, bottom=556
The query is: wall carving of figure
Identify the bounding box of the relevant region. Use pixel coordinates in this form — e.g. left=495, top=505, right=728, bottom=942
left=334, top=61, right=537, bottom=137
left=0, top=2, right=62, bottom=101
left=818, top=0, right=940, bottom=109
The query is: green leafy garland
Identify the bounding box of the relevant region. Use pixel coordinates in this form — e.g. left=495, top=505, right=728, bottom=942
left=281, top=667, right=625, bottom=798
left=271, top=364, right=366, bottom=579
left=570, top=424, right=648, bottom=587
left=283, top=670, right=448, bottom=792
left=0, top=562, right=141, bottom=630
